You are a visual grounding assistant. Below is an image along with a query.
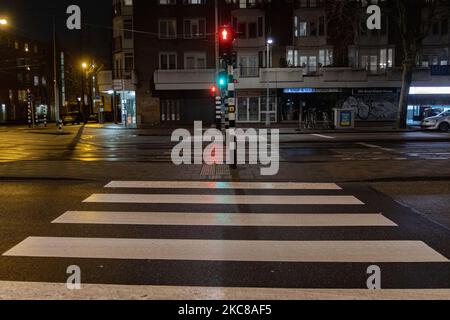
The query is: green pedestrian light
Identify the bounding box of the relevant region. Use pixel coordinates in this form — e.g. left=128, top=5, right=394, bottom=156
left=218, top=72, right=228, bottom=89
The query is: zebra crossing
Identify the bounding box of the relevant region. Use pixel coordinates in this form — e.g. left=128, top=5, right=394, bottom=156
left=2, top=180, right=450, bottom=299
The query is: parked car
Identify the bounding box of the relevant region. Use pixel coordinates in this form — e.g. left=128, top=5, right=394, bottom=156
left=87, top=113, right=99, bottom=123
left=421, top=110, right=450, bottom=132
left=62, top=112, right=83, bottom=125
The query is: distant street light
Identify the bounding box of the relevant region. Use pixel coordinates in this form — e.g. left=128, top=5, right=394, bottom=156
left=81, top=62, right=88, bottom=70
left=0, top=18, right=8, bottom=26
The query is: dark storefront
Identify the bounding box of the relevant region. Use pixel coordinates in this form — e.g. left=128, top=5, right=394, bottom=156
left=159, top=90, right=215, bottom=124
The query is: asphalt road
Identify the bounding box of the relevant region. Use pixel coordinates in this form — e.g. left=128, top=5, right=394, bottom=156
left=0, top=125, right=449, bottom=163
left=0, top=125, right=449, bottom=299
left=0, top=180, right=449, bottom=300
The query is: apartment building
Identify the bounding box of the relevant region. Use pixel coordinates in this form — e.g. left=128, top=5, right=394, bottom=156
left=0, top=31, right=51, bottom=124
left=118, top=0, right=450, bottom=127
left=112, top=0, right=137, bottom=126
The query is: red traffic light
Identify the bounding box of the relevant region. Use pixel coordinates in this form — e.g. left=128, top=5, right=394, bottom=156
left=221, top=29, right=229, bottom=41
left=210, top=85, right=217, bottom=95
left=219, top=25, right=234, bottom=43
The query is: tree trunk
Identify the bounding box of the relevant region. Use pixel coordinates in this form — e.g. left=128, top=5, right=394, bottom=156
left=397, top=61, right=413, bottom=129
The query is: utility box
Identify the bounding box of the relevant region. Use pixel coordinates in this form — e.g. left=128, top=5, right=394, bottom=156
left=334, top=108, right=355, bottom=129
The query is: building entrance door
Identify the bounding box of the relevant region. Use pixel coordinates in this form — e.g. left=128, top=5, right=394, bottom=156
left=237, top=97, right=260, bottom=122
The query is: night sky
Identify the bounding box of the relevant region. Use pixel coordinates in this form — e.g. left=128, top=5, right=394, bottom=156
left=0, top=0, right=112, bottom=64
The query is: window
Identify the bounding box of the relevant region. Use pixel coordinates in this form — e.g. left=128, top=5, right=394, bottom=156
left=159, top=19, right=177, bottom=39
left=248, top=22, right=257, bottom=38
left=310, top=22, right=317, bottom=36
left=239, top=55, right=258, bottom=77
left=159, top=0, right=175, bottom=4
left=160, top=52, right=177, bottom=70
left=287, top=49, right=299, bottom=67
left=238, top=22, right=246, bottom=39
left=184, top=0, right=206, bottom=4
left=184, top=18, right=206, bottom=39
left=258, top=17, right=264, bottom=37
left=379, top=48, right=393, bottom=70
left=294, top=17, right=308, bottom=37
left=308, top=56, right=317, bottom=72
left=125, top=53, right=134, bottom=71
left=18, top=90, right=27, bottom=103
left=184, top=52, right=206, bottom=69
left=299, top=22, right=307, bottom=37
left=319, top=16, right=325, bottom=36
left=123, top=19, right=133, bottom=39
left=161, top=100, right=180, bottom=122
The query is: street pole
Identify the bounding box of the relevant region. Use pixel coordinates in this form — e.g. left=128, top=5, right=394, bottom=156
left=266, top=40, right=271, bottom=127
left=215, top=0, right=219, bottom=76
left=53, top=17, right=61, bottom=130
left=112, top=90, right=117, bottom=124
left=215, top=0, right=223, bottom=130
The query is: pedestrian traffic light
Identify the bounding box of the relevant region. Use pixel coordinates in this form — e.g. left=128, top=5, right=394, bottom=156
left=219, top=25, right=234, bottom=44
left=219, top=25, right=235, bottom=64
left=218, top=71, right=228, bottom=89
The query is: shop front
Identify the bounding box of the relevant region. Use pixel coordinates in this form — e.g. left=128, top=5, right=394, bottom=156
left=407, top=87, right=450, bottom=125
left=279, top=88, right=342, bottom=126
left=236, top=90, right=277, bottom=124
left=279, top=87, right=400, bottom=126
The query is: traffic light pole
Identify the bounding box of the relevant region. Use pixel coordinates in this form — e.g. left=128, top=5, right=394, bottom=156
left=227, top=65, right=237, bottom=169
left=217, top=24, right=238, bottom=168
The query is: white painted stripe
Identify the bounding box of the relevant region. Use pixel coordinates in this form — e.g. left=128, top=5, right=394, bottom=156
left=311, top=134, right=335, bottom=139
left=4, top=238, right=447, bottom=263
left=1, top=281, right=450, bottom=300
left=52, top=212, right=397, bottom=227
left=358, top=143, right=395, bottom=152
left=105, top=181, right=342, bottom=190
left=83, top=194, right=364, bottom=205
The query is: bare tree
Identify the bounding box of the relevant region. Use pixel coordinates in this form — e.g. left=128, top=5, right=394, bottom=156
left=394, top=0, right=438, bottom=129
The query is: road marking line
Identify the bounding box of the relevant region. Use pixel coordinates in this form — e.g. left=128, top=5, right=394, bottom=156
left=83, top=194, right=365, bottom=205
left=1, top=281, right=450, bottom=300
left=105, top=181, right=342, bottom=190
left=52, top=212, right=397, bottom=227
left=4, top=238, right=447, bottom=263
left=311, top=134, right=336, bottom=139
left=358, top=143, right=395, bottom=152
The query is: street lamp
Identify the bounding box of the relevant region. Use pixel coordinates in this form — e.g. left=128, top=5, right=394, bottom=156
left=0, top=18, right=8, bottom=26
left=266, top=38, right=274, bottom=126
left=80, top=62, right=89, bottom=122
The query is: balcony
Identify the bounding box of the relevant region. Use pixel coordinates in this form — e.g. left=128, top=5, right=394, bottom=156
left=154, top=69, right=215, bottom=91
left=151, top=66, right=450, bottom=92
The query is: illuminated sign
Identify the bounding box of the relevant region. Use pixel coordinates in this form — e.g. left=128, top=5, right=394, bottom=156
left=283, top=88, right=342, bottom=94
left=409, top=87, right=450, bottom=95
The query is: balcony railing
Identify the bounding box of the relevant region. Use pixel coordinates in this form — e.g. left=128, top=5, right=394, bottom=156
left=239, top=67, right=260, bottom=78
left=151, top=66, right=450, bottom=91
left=154, top=69, right=215, bottom=90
